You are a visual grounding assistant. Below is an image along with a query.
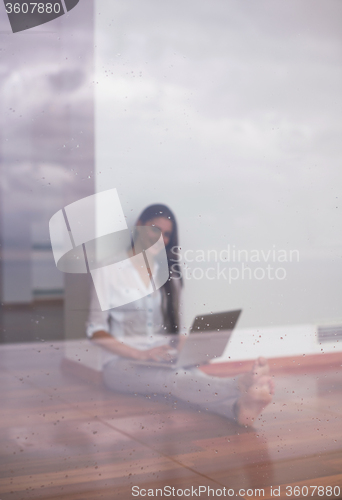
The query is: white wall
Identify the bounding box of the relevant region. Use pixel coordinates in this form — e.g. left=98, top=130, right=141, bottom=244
left=94, top=0, right=342, bottom=332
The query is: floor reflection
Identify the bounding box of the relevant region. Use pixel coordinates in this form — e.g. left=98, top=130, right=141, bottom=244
left=0, top=341, right=341, bottom=500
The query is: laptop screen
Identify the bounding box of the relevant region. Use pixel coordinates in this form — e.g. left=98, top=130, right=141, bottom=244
left=190, top=309, right=242, bottom=333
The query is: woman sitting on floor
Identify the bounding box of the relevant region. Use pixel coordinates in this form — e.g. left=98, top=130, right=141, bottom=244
left=87, top=204, right=274, bottom=426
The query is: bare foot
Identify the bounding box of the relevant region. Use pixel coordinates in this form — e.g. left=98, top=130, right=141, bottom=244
left=236, top=360, right=275, bottom=427
left=238, top=357, right=269, bottom=393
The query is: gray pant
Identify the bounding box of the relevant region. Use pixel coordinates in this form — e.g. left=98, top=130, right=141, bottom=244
left=103, top=358, right=240, bottom=421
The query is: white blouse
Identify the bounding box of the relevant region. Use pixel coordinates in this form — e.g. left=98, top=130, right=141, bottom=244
left=86, top=256, right=174, bottom=364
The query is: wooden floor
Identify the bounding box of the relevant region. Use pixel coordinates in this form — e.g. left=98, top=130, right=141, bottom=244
left=0, top=343, right=341, bottom=500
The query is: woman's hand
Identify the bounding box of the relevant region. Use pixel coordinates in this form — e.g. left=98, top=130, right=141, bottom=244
left=91, top=330, right=177, bottom=362
left=137, top=344, right=175, bottom=362
left=91, top=330, right=155, bottom=361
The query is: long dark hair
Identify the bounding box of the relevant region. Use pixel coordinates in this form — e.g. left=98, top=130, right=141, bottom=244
left=136, top=204, right=182, bottom=333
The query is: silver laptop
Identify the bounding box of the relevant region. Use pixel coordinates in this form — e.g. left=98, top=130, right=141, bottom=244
left=134, top=309, right=242, bottom=369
